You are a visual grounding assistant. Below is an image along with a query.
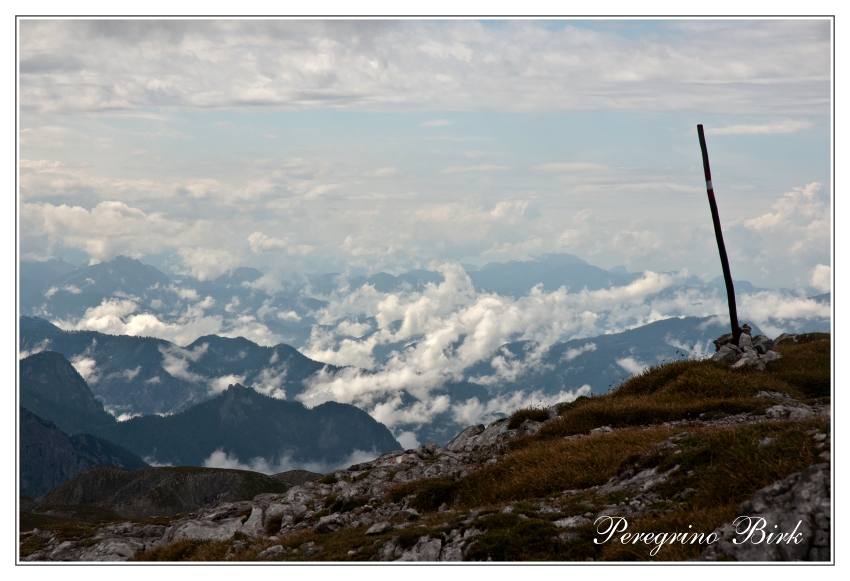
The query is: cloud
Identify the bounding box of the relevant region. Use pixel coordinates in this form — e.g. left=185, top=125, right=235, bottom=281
left=19, top=20, right=829, bottom=115
left=560, top=342, right=597, bottom=362
left=158, top=343, right=208, bottom=383
left=439, top=164, right=510, bottom=174
left=420, top=119, right=454, bottom=127
left=706, top=121, right=813, bottom=135
left=209, top=374, right=246, bottom=395
left=811, top=264, right=830, bottom=293
left=54, top=297, right=228, bottom=346
left=252, top=366, right=288, bottom=400
left=450, top=386, right=591, bottom=428
left=395, top=431, right=420, bottom=449
left=69, top=339, right=101, bottom=384
left=362, top=167, right=400, bottom=177
left=202, top=447, right=382, bottom=475
left=20, top=338, right=51, bottom=359
left=616, top=357, right=649, bottom=376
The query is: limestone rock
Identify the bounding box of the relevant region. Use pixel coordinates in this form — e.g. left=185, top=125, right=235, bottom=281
left=257, top=545, right=284, bottom=560
left=398, top=536, right=442, bottom=561
left=445, top=425, right=485, bottom=451
left=702, top=464, right=830, bottom=561
left=365, top=521, right=393, bottom=535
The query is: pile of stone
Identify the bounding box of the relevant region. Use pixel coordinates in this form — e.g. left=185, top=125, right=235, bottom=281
left=710, top=324, right=786, bottom=370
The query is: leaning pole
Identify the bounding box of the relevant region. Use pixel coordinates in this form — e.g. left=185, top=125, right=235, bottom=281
left=697, top=124, right=741, bottom=345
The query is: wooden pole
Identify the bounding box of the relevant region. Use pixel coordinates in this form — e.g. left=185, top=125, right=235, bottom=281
left=697, top=124, right=741, bottom=344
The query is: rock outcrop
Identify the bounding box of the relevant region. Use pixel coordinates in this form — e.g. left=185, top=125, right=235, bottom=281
left=702, top=462, right=830, bottom=561
left=710, top=325, right=782, bottom=370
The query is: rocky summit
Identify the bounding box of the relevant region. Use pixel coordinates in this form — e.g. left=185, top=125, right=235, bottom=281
left=20, top=333, right=831, bottom=562
left=709, top=324, right=785, bottom=370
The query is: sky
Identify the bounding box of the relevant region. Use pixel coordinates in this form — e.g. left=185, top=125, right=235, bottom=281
left=18, top=18, right=832, bottom=290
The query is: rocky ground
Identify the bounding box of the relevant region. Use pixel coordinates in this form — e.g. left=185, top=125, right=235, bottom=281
left=20, top=331, right=832, bottom=562
left=20, top=391, right=830, bottom=562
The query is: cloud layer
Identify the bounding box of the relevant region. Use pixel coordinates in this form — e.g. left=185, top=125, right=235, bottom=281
left=19, top=20, right=830, bottom=115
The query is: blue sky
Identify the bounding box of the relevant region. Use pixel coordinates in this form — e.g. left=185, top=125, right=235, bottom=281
left=18, top=18, right=831, bottom=289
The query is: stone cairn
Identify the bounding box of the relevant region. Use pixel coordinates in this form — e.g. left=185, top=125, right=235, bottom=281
left=710, top=324, right=792, bottom=370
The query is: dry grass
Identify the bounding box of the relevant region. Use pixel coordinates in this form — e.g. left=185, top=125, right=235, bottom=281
left=524, top=336, right=830, bottom=442
left=131, top=539, right=230, bottom=561
left=454, top=426, right=682, bottom=508
left=508, top=406, right=550, bottom=429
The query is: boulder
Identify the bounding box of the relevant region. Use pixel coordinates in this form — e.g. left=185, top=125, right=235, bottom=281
left=313, top=514, right=343, bottom=534
left=702, top=464, right=830, bottom=561
left=256, top=545, right=284, bottom=560
left=445, top=425, right=485, bottom=451
left=397, top=536, right=443, bottom=561
left=365, top=521, right=393, bottom=535
left=774, top=333, right=798, bottom=346
left=752, top=335, right=775, bottom=354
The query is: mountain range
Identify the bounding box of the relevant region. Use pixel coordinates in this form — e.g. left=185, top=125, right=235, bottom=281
left=19, top=316, right=341, bottom=417
left=87, top=384, right=402, bottom=468
left=18, top=350, right=402, bottom=499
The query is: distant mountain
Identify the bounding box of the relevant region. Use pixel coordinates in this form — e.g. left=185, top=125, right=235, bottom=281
left=809, top=293, right=831, bottom=304
left=31, top=465, right=290, bottom=519
left=46, top=255, right=172, bottom=298
left=467, top=254, right=632, bottom=297
left=464, top=316, right=766, bottom=398
left=20, top=316, right=342, bottom=417
left=19, top=258, right=79, bottom=299
left=309, top=270, right=445, bottom=295
left=20, top=317, right=214, bottom=416
left=20, top=407, right=147, bottom=498
left=20, top=351, right=115, bottom=434
left=87, top=384, right=402, bottom=468
left=272, top=469, right=322, bottom=487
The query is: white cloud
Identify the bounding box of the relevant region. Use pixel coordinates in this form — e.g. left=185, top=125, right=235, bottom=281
left=560, top=342, right=598, bottom=362
left=69, top=339, right=101, bottom=384
left=395, top=431, right=420, bottom=449
left=53, top=297, right=229, bottom=347
left=209, top=374, right=246, bottom=395
left=439, top=164, right=510, bottom=174
left=450, top=386, right=591, bottom=428
left=19, top=20, right=829, bottom=115
left=277, top=311, right=302, bottom=322
left=248, top=231, right=288, bottom=253
left=22, top=200, right=182, bottom=262
left=616, top=357, right=649, bottom=376
left=252, top=367, right=288, bottom=400
left=70, top=356, right=99, bottom=383
left=170, top=286, right=199, bottom=301
left=158, top=343, right=208, bottom=383
left=707, top=120, right=813, bottom=135
left=202, top=447, right=382, bottom=475
left=19, top=338, right=51, bottom=359
left=362, top=167, right=400, bottom=177
left=811, top=264, right=831, bottom=293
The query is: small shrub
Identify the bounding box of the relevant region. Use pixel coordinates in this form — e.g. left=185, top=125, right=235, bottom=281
left=319, top=474, right=338, bottom=485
